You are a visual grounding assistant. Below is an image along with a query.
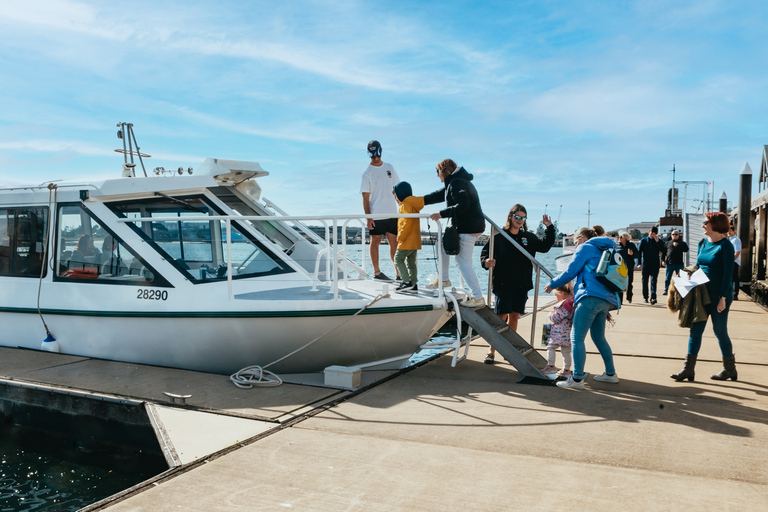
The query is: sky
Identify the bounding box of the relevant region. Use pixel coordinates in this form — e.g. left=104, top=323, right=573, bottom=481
left=1, top=0, right=767, bottom=236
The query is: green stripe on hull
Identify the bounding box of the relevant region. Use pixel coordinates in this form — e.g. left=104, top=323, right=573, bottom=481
left=0, top=305, right=435, bottom=318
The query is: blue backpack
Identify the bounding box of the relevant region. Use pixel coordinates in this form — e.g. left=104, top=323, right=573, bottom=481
left=589, top=248, right=629, bottom=293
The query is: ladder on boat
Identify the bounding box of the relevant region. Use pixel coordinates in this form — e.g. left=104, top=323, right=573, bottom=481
left=457, top=304, right=550, bottom=383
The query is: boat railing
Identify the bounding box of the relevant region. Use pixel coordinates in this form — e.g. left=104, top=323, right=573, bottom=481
left=118, top=213, right=445, bottom=302
left=483, top=214, right=556, bottom=348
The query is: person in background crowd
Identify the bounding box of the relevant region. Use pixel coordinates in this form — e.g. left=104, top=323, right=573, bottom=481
left=728, top=224, right=742, bottom=300
left=662, top=230, right=689, bottom=296
left=617, top=232, right=638, bottom=303
left=637, top=226, right=664, bottom=304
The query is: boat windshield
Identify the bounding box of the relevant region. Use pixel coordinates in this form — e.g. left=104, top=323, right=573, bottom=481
left=108, top=195, right=294, bottom=283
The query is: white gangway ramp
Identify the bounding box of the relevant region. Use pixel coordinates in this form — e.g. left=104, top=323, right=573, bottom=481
left=458, top=304, right=552, bottom=383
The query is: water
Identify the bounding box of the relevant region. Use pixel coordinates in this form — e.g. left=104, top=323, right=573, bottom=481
left=0, top=423, right=166, bottom=512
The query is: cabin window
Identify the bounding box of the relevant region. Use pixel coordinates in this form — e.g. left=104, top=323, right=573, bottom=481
left=0, top=207, right=48, bottom=277
left=55, top=204, right=169, bottom=286
left=108, top=195, right=293, bottom=283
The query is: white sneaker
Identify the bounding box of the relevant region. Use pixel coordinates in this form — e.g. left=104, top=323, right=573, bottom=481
left=593, top=372, right=619, bottom=383
left=424, top=279, right=452, bottom=290
left=556, top=376, right=585, bottom=390
left=463, top=297, right=485, bottom=308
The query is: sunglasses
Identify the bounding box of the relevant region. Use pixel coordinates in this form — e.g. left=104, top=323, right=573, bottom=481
left=512, top=214, right=526, bottom=221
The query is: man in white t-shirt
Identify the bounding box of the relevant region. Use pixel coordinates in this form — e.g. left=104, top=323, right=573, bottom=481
left=360, top=140, right=399, bottom=282
left=728, top=224, right=742, bottom=300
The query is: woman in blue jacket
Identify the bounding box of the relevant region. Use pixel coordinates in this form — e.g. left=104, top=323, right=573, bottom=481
left=545, top=227, right=620, bottom=389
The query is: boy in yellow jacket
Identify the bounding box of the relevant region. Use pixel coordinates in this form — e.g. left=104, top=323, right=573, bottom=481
left=393, top=181, right=425, bottom=293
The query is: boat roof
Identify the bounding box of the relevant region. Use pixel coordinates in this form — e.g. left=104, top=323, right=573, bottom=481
left=0, top=158, right=268, bottom=204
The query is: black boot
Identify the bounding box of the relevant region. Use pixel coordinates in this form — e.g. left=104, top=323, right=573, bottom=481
left=711, top=355, right=738, bottom=381
left=671, top=354, right=697, bottom=382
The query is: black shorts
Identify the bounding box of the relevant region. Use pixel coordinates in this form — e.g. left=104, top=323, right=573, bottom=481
left=493, top=288, right=529, bottom=315
left=369, top=218, right=397, bottom=236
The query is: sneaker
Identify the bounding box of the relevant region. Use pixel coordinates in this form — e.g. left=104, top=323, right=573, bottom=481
left=395, top=282, right=418, bottom=294
left=556, top=368, right=572, bottom=377
left=593, top=372, right=619, bottom=383
left=463, top=297, right=485, bottom=308
left=425, top=279, right=452, bottom=290
left=541, top=365, right=559, bottom=375
left=556, top=376, right=585, bottom=389
left=374, top=272, right=394, bottom=283
left=483, top=353, right=495, bottom=365
left=650, top=298, right=657, bottom=305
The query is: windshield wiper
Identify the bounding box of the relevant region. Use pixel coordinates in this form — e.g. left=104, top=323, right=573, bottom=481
left=154, top=192, right=208, bottom=213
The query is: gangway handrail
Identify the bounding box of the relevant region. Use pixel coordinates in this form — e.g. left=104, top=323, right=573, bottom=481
left=118, top=213, right=443, bottom=302
left=482, top=214, right=557, bottom=348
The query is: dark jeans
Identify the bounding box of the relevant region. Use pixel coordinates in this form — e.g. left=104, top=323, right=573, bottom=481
left=642, top=266, right=659, bottom=300
left=664, top=264, right=684, bottom=293
left=733, top=263, right=740, bottom=298
left=624, top=267, right=635, bottom=303
left=687, top=297, right=733, bottom=357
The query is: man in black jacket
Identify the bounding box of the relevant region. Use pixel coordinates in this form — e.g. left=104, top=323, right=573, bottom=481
left=637, top=226, right=664, bottom=304
left=425, top=159, right=486, bottom=308
left=662, top=230, right=688, bottom=295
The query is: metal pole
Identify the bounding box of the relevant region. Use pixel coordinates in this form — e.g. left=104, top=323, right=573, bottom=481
left=530, top=268, right=541, bottom=346
left=486, top=225, right=495, bottom=307
left=226, top=219, right=233, bottom=300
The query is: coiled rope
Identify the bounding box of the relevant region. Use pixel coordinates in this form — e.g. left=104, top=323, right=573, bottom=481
left=230, top=292, right=389, bottom=388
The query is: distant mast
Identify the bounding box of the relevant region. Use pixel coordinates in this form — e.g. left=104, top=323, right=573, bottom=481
left=660, top=164, right=684, bottom=237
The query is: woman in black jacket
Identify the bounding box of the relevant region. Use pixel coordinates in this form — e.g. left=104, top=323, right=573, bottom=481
left=617, top=232, right=638, bottom=303
left=424, top=158, right=486, bottom=307
left=480, top=205, right=555, bottom=364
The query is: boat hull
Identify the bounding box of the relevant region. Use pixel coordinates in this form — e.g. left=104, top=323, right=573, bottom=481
left=1, top=306, right=450, bottom=374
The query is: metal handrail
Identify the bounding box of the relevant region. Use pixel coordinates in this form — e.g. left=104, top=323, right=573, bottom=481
left=118, top=213, right=443, bottom=301
left=482, top=214, right=556, bottom=347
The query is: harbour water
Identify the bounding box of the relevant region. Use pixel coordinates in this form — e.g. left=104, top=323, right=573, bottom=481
left=0, top=423, right=166, bottom=512
left=1, top=245, right=563, bottom=511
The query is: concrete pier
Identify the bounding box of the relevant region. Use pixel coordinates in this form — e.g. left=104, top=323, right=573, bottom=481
left=2, top=282, right=768, bottom=511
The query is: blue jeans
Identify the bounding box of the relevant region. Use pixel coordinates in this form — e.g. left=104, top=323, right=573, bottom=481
left=664, top=264, right=684, bottom=293
left=570, top=296, right=616, bottom=380
left=687, top=297, right=734, bottom=357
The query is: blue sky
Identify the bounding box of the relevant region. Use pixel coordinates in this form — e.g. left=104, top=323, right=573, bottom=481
left=1, top=0, right=767, bottom=235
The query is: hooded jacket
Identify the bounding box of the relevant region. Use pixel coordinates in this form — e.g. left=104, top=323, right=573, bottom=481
left=396, top=195, right=425, bottom=250
left=423, top=167, right=485, bottom=234
left=548, top=236, right=620, bottom=309
left=480, top=225, right=556, bottom=292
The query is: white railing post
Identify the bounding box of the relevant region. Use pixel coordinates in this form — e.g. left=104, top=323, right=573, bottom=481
left=226, top=219, right=233, bottom=300
left=487, top=225, right=495, bottom=307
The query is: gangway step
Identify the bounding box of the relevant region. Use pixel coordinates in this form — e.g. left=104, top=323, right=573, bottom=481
left=458, top=304, right=550, bottom=383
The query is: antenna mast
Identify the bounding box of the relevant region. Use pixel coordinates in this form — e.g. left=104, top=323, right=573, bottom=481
left=115, top=122, right=151, bottom=177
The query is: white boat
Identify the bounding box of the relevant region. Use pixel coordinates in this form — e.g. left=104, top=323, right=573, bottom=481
left=554, top=235, right=577, bottom=272
left=0, top=145, right=452, bottom=375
